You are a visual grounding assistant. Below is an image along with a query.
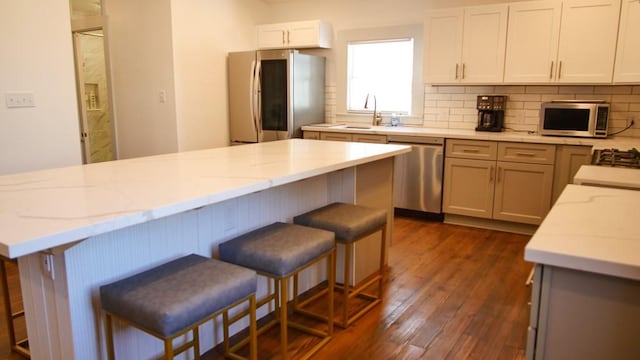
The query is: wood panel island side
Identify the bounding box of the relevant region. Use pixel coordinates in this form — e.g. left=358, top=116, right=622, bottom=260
left=0, top=139, right=410, bottom=359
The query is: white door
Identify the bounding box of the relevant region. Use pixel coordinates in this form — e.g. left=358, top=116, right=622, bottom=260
left=613, top=0, right=640, bottom=83
left=504, top=0, right=562, bottom=83
left=423, top=8, right=464, bottom=84
left=556, top=0, right=621, bottom=83
left=460, top=4, right=509, bottom=83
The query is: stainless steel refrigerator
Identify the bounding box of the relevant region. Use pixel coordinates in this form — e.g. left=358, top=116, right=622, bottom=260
left=228, top=49, right=326, bottom=144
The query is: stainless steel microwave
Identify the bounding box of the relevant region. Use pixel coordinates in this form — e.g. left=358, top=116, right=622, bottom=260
left=539, top=101, right=609, bottom=138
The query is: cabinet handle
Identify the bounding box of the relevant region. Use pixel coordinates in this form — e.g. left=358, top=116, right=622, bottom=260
left=462, top=149, right=480, bottom=153
left=455, top=64, right=459, bottom=80
left=282, top=30, right=286, bottom=45
left=516, top=152, right=536, bottom=157
left=549, top=61, right=554, bottom=80
left=286, top=30, right=290, bottom=44
left=462, top=63, right=466, bottom=79
left=558, top=61, right=563, bottom=79
left=490, top=165, right=495, bottom=182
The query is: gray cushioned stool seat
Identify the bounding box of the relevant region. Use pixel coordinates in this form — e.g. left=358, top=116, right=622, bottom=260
left=219, top=222, right=334, bottom=277
left=293, top=202, right=387, bottom=243
left=100, top=254, right=257, bottom=337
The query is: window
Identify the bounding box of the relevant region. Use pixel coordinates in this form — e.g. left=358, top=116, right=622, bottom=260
left=335, top=24, right=423, bottom=124
left=347, top=39, right=414, bottom=115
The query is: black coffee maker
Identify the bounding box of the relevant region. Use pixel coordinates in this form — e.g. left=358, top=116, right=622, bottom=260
left=476, top=95, right=506, bottom=132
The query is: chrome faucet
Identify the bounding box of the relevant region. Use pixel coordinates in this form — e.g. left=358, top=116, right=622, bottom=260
left=364, top=93, right=382, bottom=126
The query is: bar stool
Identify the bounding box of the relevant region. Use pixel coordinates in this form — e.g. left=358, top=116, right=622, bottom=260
left=294, top=202, right=387, bottom=328
left=0, top=257, right=29, bottom=358
left=219, top=222, right=335, bottom=360
left=100, top=254, right=258, bottom=360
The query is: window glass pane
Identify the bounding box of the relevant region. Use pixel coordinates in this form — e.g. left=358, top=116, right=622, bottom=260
left=347, top=39, right=414, bottom=114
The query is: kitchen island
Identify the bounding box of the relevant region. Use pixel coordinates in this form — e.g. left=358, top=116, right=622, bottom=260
left=0, top=139, right=409, bottom=359
left=524, top=184, right=640, bottom=360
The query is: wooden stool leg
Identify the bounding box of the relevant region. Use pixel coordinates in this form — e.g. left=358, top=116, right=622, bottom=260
left=279, top=277, right=289, bottom=360
left=0, top=260, right=17, bottom=353
left=378, top=224, right=387, bottom=299
left=105, top=314, right=115, bottom=360
left=193, top=326, right=200, bottom=360
left=249, top=294, right=258, bottom=360
left=327, top=249, right=335, bottom=336
left=342, top=242, right=352, bottom=327
left=222, top=310, right=230, bottom=357
left=164, top=338, right=173, bottom=360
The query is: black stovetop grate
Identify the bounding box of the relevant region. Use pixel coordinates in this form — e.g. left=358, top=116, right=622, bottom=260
left=591, top=148, right=640, bottom=168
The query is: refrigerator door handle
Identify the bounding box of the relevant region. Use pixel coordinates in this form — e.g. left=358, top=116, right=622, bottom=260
left=252, top=59, right=263, bottom=141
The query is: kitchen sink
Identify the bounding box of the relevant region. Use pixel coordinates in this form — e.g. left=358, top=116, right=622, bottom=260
left=345, top=126, right=371, bottom=129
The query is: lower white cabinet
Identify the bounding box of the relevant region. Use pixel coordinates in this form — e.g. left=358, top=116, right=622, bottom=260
left=527, top=264, right=640, bottom=359
left=552, top=145, right=592, bottom=203
left=443, top=140, right=555, bottom=225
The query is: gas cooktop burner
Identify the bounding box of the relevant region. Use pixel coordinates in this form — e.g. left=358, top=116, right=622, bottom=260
left=591, top=148, right=640, bottom=168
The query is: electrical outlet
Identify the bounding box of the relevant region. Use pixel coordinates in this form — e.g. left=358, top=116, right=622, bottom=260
left=629, top=116, right=636, bottom=128
left=5, top=92, right=35, bottom=108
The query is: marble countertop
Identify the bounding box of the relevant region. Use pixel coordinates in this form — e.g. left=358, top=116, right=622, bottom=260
left=574, top=165, right=640, bottom=189
left=302, top=124, right=640, bottom=149
left=524, top=184, right=640, bottom=281
left=0, top=139, right=410, bottom=258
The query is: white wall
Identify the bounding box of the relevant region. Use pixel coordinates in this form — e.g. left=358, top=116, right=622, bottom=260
left=0, top=0, right=82, bottom=175
left=170, top=0, right=270, bottom=151
left=105, top=0, right=180, bottom=159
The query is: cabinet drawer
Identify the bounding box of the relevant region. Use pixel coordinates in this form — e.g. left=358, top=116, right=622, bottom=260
left=320, top=132, right=352, bottom=142
left=446, top=139, right=497, bottom=160
left=353, top=134, right=387, bottom=144
left=498, top=142, right=556, bottom=164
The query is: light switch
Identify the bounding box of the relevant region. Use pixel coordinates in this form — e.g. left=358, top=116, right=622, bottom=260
left=5, top=92, right=35, bottom=108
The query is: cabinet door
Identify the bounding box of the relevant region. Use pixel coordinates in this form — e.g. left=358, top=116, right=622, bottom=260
left=353, top=134, right=387, bottom=144
left=552, top=145, right=592, bottom=203
left=556, top=0, right=621, bottom=83
left=493, top=162, right=554, bottom=225
left=424, top=8, right=464, bottom=83
left=257, top=24, right=286, bottom=49
left=613, top=0, right=640, bottom=83
left=443, top=158, right=495, bottom=218
left=504, top=0, right=562, bottom=83
left=461, top=4, right=509, bottom=83
left=303, top=131, right=320, bottom=140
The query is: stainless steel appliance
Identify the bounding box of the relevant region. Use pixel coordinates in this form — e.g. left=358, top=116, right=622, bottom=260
left=591, top=148, right=640, bottom=168
left=539, top=100, right=609, bottom=138
left=228, top=49, right=325, bottom=144
left=476, top=95, right=506, bottom=132
left=388, top=135, right=444, bottom=215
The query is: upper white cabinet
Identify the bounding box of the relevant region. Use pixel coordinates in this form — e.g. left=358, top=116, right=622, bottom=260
left=613, top=0, right=640, bottom=83
left=257, top=20, right=332, bottom=49
left=424, top=5, right=508, bottom=84
left=556, top=0, right=621, bottom=83
left=504, top=1, right=562, bottom=83
left=505, top=0, right=621, bottom=84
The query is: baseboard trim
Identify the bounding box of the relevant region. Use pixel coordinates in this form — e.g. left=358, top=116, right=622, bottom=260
left=444, top=214, right=538, bottom=235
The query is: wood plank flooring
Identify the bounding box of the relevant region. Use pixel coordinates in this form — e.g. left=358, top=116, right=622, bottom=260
left=0, top=216, right=532, bottom=359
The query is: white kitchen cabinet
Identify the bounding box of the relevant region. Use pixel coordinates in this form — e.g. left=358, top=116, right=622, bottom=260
left=613, top=0, right=640, bottom=83
left=424, top=4, right=508, bottom=84
left=505, top=0, right=621, bottom=84
left=552, top=144, right=592, bottom=203
left=257, top=20, right=332, bottom=49
left=555, top=0, right=621, bottom=83
left=443, top=140, right=555, bottom=225
left=504, top=0, right=562, bottom=83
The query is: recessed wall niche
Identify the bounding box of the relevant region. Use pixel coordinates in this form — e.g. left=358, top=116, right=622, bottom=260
left=84, top=83, right=100, bottom=110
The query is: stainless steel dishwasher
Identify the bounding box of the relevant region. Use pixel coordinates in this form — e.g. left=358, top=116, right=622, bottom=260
left=387, top=135, right=444, bottom=215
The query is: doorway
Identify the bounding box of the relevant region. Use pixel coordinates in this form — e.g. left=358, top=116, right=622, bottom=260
left=72, top=29, right=116, bottom=163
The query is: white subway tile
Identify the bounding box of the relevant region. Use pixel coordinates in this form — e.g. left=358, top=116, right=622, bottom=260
left=425, top=93, right=453, bottom=101
left=437, top=86, right=466, bottom=94
left=464, top=100, right=477, bottom=108
left=437, top=100, right=464, bottom=108
left=524, top=101, right=542, bottom=110
left=450, top=107, right=477, bottom=116
left=541, top=94, right=575, bottom=101
left=424, top=85, right=438, bottom=94
left=449, top=115, right=464, bottom=122
left=525, top=109, right=539, bottom=118
left=610, top=103, right=629, bottom=112
left=559, top=86, right=594, bottom=94
left=612, top=94, right=640, bottom=103
left=495, top=85, right=526, bottom=94
left=464, top=114, right=478, bottom=123
left=449, top=121, right=476, bottom=130
left=629, top=103, right=640, bottom=112
left=466, top=86, right=495, bottom=94
left=507, top=101, right=524, bottom=109
left=579, top=94, right=611, bottom=102
left=594, top=86, right=632, bottom=95
left=451, top=93, right=477, bottom=101
left=633, top=86, right=640, bottom=95
left=509, top=94, right=542, bottom=102
left=525, top=86, right=559, bottom=94
left=424, top=100, right=437, bottom=107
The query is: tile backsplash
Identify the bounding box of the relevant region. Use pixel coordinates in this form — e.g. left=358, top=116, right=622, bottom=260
left=423, top=85, right=640, bottom=137
left=324, top=85, right=640, bottom=138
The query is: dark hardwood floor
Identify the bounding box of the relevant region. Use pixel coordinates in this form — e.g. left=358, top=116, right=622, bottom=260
left=0, top=216, right=532, bottom=359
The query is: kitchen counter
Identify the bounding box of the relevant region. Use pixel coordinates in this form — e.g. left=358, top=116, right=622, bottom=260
left=0, top=139, right=409, bottom=259
left=524, top=184, right=640, bottom=281
left=2, top=139, right=409, bottom=359
left=574, top=165, right=640, bottom=189
left=302, top=123, right=640, bottom=149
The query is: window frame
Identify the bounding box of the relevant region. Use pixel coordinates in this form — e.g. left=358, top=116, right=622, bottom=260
left=335, top=24, right=424, bottom=125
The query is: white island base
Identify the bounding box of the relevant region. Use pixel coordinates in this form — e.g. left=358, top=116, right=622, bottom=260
left=4, top=140, right=404, bottom=359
